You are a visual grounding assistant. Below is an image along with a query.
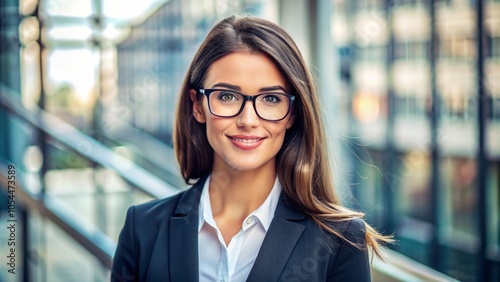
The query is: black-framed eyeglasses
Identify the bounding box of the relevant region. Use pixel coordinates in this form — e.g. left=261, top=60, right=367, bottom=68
left=198, top=88, right=295, bottom=121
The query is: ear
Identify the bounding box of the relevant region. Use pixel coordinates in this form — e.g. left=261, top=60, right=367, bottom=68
left=286, top=114, right=296, bottom=129
left=190, top=89, right=206, bottom=123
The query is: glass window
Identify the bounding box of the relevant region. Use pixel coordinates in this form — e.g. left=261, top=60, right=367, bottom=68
left=43, top=48, right=97, bottom=130
left=397, top=151, right=432, bottom=221
left=488, top=163, right=500, bottom=248
left=439, top=157, right=480, bottom=279
left=395, top=41, right=428, bottom=60
left=487, top=37, right=500, bottom=58
left=444, top=38, right=475, bottom=60
left=440, top=157, right=478, bottom=237
left=29, top=214, right=108, bottom=281
left=351, top=0, right=385, bottom=12
left=395, top=95, right=428, bottom=117
left=348, top=148, right=386, bottom=226
left=440, top=95, right=477, bottom=122
left=358, top=45, right=387, bottom=62
left=490, top=97, right=500, bottom=121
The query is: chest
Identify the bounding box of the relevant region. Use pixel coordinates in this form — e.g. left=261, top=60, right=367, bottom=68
left=198, top=216, right=267, bottom=281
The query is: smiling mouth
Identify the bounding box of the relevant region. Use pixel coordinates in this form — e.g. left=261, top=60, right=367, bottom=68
left=227, top=135, right=266, bottom=150
left=229, top=137, right=264, bottom=143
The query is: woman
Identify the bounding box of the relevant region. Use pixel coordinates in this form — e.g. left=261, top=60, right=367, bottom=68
left=112, top=15, right=391, bottom=282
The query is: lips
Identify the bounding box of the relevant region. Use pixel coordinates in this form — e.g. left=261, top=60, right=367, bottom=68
left=228, top=135, right=266, bottom=150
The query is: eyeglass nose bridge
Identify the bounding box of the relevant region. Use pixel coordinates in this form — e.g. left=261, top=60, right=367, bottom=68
left=238, top=94, right=259, bottom=115
left=241, top=94, right=257, bottom=102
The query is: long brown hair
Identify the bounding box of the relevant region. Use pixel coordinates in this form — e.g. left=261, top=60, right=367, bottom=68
left=173, top=15, right=392, bottom=258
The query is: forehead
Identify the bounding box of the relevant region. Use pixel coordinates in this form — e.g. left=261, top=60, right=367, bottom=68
left=204, top=51, right=288, bottom=92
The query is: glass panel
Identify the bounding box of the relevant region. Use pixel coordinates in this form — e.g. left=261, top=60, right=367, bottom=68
left=489, top=163, right=499, bottom=248
left=436, top=0, right=478, bottom=157
left=488, top=161, right=500, bottom=282
left=434, top=7, right=480, bottom=280
left=391, top=150, right=433, bottom=265
left=440, top=243, right=478, bottom=280
left=347, top=148, right=386, bottom=227
left=434, top=3, right=483, bottom=280
left=44, top=139, right=155, bottom=240
left=96, top=168, right=155, bottom=241
left=21, top=40, right=41, bottom=111
left=43, top=48, right=97, bottom=130
left=438, top=157, right=479, bottom=280
left=397, top=152, right=432, bottom=221
left=441, top=158, right=479, bottom=236
left=29, top=212, right=108, bottom=281
left=440, top=157, right=478, bottom=239
left=485, top=1, right=500, bottom=277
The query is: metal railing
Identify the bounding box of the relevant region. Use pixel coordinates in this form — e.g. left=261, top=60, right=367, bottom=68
left=0, top=83, right=180, bottom=199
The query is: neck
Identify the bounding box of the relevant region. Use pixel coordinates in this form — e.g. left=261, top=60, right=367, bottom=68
left=209, top=160, right=277, bottom=219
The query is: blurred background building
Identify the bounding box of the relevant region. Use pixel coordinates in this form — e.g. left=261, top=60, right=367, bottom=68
left=0, top=0, right=498, bottom=281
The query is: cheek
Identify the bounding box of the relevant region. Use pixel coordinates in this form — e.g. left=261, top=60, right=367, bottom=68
left=269, top=123, right=290, bottom=143
left=204, top=117, right=230, bottom=143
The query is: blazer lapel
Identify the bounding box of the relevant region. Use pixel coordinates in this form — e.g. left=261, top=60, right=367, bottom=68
left=247, top=194, right=306, bottom=282
left=168, top=177, right=206, bottom=282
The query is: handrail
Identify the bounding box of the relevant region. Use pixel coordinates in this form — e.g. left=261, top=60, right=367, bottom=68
left=371, top=249, right=460, bottom=282
left=0, top=83, right=182, bottom=199
left=98, top=114, right=186, bottom=190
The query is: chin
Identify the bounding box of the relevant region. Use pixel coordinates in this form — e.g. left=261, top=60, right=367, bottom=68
left=213, top=151, right=276, bottom=172
left=225, top=156, right=275, bottom=172
left=226, top=161, right=260, bottom=171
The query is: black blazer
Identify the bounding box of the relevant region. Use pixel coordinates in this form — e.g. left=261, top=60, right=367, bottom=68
left=111, top=176, right=370, bottom=281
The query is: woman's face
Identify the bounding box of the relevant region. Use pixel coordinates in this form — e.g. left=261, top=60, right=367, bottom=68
left=191, top=51, right=295, bottom=173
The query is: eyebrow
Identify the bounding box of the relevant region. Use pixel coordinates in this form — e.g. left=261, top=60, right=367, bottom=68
left=211, top=82, right=287, bottom=93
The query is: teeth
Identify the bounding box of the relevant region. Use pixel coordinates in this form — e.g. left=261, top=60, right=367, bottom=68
left=232, top=138, right=261, bottom=143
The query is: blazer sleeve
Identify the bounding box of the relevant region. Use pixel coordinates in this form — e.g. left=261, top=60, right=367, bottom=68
left=327, top=218, right=370, bottom=282
left=111, top=206, right=139, bottom=282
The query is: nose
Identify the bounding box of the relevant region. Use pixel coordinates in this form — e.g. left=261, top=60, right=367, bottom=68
left=236, top=100, right=259, bottom=128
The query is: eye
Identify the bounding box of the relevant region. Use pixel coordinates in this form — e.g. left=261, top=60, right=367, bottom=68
left=261, top=94, right=282, bottom=103
left=217, top=91, right=239, bottom=102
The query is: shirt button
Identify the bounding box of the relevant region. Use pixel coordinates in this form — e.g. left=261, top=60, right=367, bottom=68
left=246, top=217, right=253, bottom=224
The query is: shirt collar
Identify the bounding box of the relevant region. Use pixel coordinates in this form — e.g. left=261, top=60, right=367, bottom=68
left=250, top=177, right=282, bottom=231
left=198, top=175, right=282, bottom=232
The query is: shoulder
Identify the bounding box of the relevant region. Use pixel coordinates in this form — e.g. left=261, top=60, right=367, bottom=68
left=123, top=176, right=206, bottom=228
left=323, top=218, right=370, bottom=281
left=340, top=217, right=367, bottom=244
left=277, top=194, right=366, bottom=247
left=287, top=212, right=368, bottom=258
left=275, top=216, right=369, bottom=281
left=125, top=187, right=197, bottom=225
left=312, top=217, right=366, bottom=243
left=133, top=191, right=184, bottom=214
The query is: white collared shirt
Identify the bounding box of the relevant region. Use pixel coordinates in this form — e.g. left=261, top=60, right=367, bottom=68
left=198, top=175, right=282, bottom=282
